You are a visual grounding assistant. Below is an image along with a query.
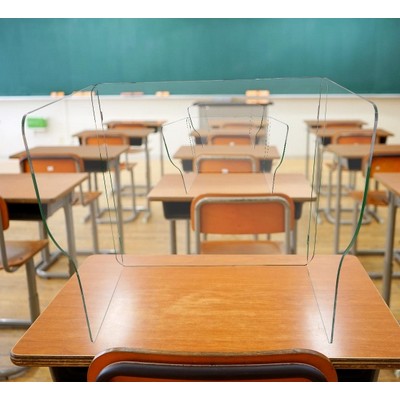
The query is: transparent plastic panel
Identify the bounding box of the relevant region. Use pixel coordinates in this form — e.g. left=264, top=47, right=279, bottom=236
left=20, top=78, right=377, bottom=344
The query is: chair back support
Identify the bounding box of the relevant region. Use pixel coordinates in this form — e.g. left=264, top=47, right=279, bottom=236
left=191, top=193, right=294, bottom=253
left=19, top=154, right=84, bottom=173
left=108, top=123, right=146, bottom=130
left=195, top=155, right=259, bottom=173
left=210, top=134, right=252, bottom=146
left=332, top=130, right=376, bottom=145
left=0, top=197, right=9, bottom=231
left=83, top=134, right=129, bottom=146
left=87, top=347, right=338, bottom=382
left=366, top=154, right=400, bottom=177
left=0, top=197, right=10, bottom=269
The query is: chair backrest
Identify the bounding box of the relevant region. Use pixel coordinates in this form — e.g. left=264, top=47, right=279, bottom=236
left=363, top=154, right=400, bottom=178
left=331, top=129, right=376, bottom=145
left=19, top=154, right=84, bottom=173
left=195, top=155, right=259, bottom=173
left=83, top=134, right=129, bottom=146
left=0, top=197, right=10, bottom=270
left=0, top=197, right=9, bottom=231
left=87, top=347, right=338, bottom=382
left=191, top=193, right=295, bottom=253
left=209, top=134, right=253, bottom=146
left=108, top=123, right=146, bottom=131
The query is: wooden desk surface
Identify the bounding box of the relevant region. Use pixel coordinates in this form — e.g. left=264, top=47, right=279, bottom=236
left=191, top=129, right=267, bottom=137
left=173, top=145, right=280, bottom=160
left=326, top=144, right=400, bottom=159
left=315, top=128, right=393, bottom=139
left=304, top=119, right=367, bottom=129
left=11, top=254, right=400, bottom=369
left=0, top=173, right=88, bottom=203
left=10, top=145, right=129, bottom=161
left=374, top=173, right=400, bottom=196
left=74, top=128, right=154, bottom=140
left=104, top=120, right=166, bottom=129
left=148, top=173, right=314, bottom=203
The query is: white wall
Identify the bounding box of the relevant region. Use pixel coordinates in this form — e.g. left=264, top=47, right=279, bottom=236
left=0, top=95, right=399, bottom=166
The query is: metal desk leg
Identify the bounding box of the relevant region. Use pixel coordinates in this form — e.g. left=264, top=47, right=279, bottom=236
left=186, top=220, right=191, bottom=254
left=136, top=138, right=152, bottom=220
left=145, top=138, right=152, bottom=217
left=169, top=220, right=177, bottom=254
left=334, top=157, right=343, bottom=254
left=113, top=162, right=124, bottom=254
left=382, top=192, right=397, bottom=305
left=305, top=128, right=310, bottom=179
left=36, top=198, right=77, bottom=279
left=63, top=201, right=78, bottom=277
left=158, top=128, right=164, bottom=176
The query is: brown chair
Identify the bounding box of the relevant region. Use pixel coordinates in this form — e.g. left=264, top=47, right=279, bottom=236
left=209, top=133, right=253, bottom=146
left=19, top=154, right=101, bottom=270
left=0, top=196, right=48, bottom=379
left=323, top=130, right=377, bottom=223
left=82, top=133, right=138, bottom=222
left=350, top=154, right=400, bottom=259
left=191, top=193, right=295, bottom=254
left=87, top=347, right=337, bottom=382
left=195, top=154, right=259, bottom=174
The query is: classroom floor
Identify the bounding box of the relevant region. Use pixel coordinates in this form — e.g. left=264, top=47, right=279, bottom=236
left=1, top=157, right=400, bottom=382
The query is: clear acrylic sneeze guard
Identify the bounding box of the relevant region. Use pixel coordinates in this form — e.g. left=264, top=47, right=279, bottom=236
left=21, top=78, right=377, bottom=343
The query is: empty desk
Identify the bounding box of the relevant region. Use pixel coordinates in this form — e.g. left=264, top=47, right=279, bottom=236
left=10, top=254, right=400, bottom=381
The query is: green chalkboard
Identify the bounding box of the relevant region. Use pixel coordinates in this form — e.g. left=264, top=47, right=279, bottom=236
left=1, top=18, right=399, bottom=95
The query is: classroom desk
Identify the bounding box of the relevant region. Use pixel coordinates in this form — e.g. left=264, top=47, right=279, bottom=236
left=74, top=129, right=155, bottom=218
left=173, top=145, right=280, bottom=172
left=325, top=144, right=400, bottom=254
left=104, top=119, right=167, bottom=176
left=10, top=254, right=400, bottom=381
left=0, top=173, right=88, bottom=278
left=303, top=119, right=392, bottom=179
left=374, top=173, right=400, bottom=305
left=10, top=145, right=129, bottom=253
left=148, top=172, right=314, bottom=254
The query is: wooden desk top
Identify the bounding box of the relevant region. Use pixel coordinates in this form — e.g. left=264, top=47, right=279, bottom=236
left=173, top=145, right=280, bottom=160
left=0, top=173, right=88, bottom=203
left=315, top=128, right=393, bottom=139
left=10, top=145, right=130, bottom=161
left=191, top=129, right=267, bottom=137
left=304, top=119, right=367, bottom=129
left=104, top=120, right=166, bottom=129
left=148, top=173, right=314, bottom=203
left=74, top=128, right=154, bottom=140
left=326, top=144, right=400, bottom=159
left=374, top=173, right=400, bottom=196
left=11, top=254, right=400, bottom=369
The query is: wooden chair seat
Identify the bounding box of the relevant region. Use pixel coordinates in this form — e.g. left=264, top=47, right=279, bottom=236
left=349, top=190, right=389, bottom=207
left=119, top=161, right=136, bottom=172
left=0, top=240, right=48, bottom=269
left=71, top=191, right=102, bottom=207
